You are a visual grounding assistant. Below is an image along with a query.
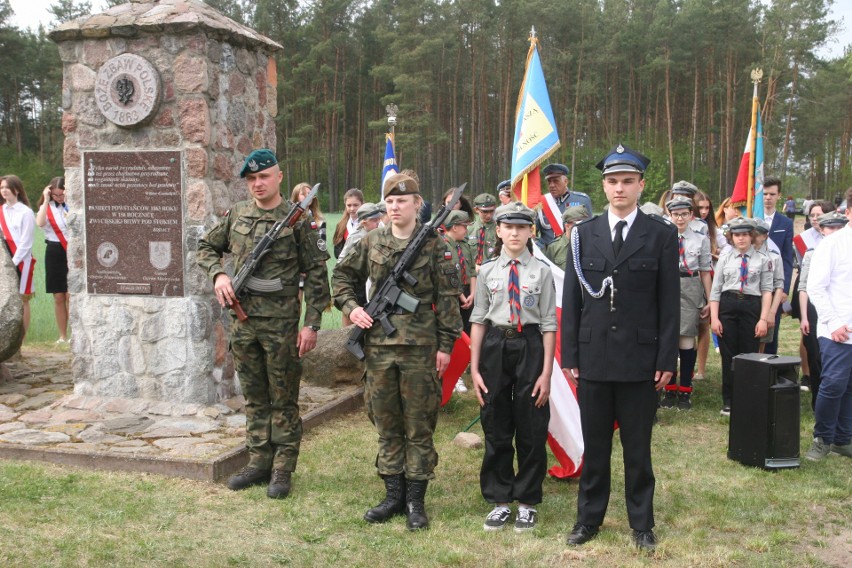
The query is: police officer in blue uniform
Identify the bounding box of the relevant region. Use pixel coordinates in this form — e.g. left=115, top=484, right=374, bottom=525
left=562, top=144, right=679, bottom=552
left=535, top=164, right=593, bottom=247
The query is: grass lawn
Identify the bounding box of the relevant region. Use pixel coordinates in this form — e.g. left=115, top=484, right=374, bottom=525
left=7, top=212, right=849, bottom=566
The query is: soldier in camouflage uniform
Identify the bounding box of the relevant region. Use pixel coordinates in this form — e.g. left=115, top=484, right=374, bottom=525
left=196, top=149, right=330, bottom=498
left=544, top=205, right=590, bottom=270
left=468, top=193, right=499, bottom=271
left=332, top=172, right=462, bottom=530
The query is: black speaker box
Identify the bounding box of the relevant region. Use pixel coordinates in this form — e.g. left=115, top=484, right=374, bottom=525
left=728, top=353, right=801, bottom=470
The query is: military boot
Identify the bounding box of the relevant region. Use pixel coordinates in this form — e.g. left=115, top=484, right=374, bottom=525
left=364, top=474, right=406, bottom=523
left=267, top=469, right=292, bottom=499
left=226, top=466, right=270, bottom=491
left=405, top=479, right=430, bottom=530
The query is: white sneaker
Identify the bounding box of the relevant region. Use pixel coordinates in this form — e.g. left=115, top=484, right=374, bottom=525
left=454, top=379, right=468, bottom=393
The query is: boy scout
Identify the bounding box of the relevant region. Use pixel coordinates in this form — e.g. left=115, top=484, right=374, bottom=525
left=196, top=149, right=330, bottom=498
left=753, top=219, right=786, bottom=353
left=468, top=193, right=498, bottom=270
left=544, top=205, right=590, bottom=270
left=443, top=209, right=477, bottom=393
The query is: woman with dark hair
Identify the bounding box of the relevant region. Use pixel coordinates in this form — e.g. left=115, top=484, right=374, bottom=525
left=440, top=187, right=474, bottom=219
left=332, top=188, right=364, bottom=260
left=36, top=177, right=70, bottom=343
left=1, top=175, right=37, bottom=339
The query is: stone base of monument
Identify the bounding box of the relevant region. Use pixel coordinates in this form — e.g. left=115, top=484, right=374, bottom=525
left=0, top=347, right=364, bottom=482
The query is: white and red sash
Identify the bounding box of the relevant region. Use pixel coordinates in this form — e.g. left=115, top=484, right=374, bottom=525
left=0, top=206, right=36, bottom=294
left=46, top=202, right=68, bottom=250
left=793, top=228, right=820, bottom=263
left=541, top=193, right=564, bottom=238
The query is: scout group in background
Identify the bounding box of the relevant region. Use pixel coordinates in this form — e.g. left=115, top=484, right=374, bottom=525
left=197, top=149, right=331, bottom=500
left=0, top=175, right=36, bottom=340
left=469, top=201, right=556, bottom=533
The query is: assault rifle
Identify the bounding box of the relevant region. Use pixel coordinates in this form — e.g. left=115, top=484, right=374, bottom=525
left=345, top=183, right=466, bottom=360
left=229, top=183, right=319, bottom=322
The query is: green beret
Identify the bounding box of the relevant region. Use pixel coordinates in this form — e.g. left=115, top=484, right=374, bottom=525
left=240, top=149, right=278, bottom=178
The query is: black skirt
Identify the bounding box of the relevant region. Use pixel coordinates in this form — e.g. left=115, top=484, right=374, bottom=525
left=44, top=240, right=68, bottom=294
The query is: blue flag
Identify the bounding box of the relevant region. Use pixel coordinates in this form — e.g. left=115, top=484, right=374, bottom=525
left=510, top=42, right=560, bottom=190
left=381, top=134, right=398, bottom=199
left=752, top=110, right=765, bottom=219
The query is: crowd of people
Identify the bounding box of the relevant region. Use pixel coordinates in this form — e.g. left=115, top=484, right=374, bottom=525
left=1, top=175, right=69, bottom=344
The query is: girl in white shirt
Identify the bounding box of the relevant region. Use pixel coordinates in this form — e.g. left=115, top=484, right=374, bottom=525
left=1, top=175, right=36, bottom=338
left=35, top=177, right=70, bottom=343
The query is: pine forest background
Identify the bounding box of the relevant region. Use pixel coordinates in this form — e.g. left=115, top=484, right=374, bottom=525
left=1, top=0, right=850, bottom=211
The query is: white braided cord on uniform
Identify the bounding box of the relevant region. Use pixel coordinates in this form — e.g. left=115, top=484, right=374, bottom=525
left=570, top=226, right=613, bottom=299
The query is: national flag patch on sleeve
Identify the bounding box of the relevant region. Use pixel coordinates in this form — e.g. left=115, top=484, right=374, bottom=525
left=444, top=251, right=453, bottom=260
left=310, top=220, right=318, bottom=230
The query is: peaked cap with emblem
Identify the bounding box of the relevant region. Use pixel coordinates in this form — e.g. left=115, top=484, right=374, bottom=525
left=383, top=173, right=419, bottom=196
left=596, top=143, right=651, bottom=176
left=725, top=217, right=755, bottom=234
left=562, top=205, right=590, bottom=224
left=817, top=211, right=848, bottom=227
left=640, top=202, right=664, bottom=217
left=495, top=201, right=535, bottom=225
left=356, top=202, right=383, bottom=222
left=665, top=195, right=694, bottom=212
left=670, top=180, right=698, bottom=197
left=444, top=210, right=472, bottom=228
left=239, top=148, right=278, bottom=178
left=473, top=193, right=497, bottom=209
left=497, top=179, right=512, bottom=193
left=542, top=163, right=570, bottom=178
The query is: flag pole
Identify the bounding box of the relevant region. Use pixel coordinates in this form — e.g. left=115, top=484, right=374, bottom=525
left=386, top=103, right=397, bottom=154
left=746, top=69, right=762, bottom=218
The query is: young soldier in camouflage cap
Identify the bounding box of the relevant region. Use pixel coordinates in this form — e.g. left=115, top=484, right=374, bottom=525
left=197, top=149, right=331, bottom=498
left=332, top=172, right=462, bottom=530
left=468, top=193, right=498, bottom=271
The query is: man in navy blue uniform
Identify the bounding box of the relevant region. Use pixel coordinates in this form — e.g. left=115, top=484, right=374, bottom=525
left=761, top=175, right=794, bottom=354
left=562, top=143, right=679, bottom=551
left=535, top=163, right=593, bottom=246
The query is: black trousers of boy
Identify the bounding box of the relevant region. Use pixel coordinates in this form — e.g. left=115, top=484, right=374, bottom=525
left=718, top=292, right=761, bottom=407
left=460, top=284, right=472, bottom=335
left=479, top=325, right=550, bottom=506
left=802, top=301, right=822, bottom=409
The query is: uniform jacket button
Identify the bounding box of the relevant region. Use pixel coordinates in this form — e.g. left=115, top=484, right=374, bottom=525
left=611, top=325, right=617, bottom=331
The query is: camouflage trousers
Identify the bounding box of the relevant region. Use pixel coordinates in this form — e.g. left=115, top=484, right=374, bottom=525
left=364, top=344, right=441, bottom=481
left=231, top=316, right=303, bottom=471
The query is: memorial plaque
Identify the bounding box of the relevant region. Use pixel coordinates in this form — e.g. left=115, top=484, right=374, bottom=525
left=84, top=151, right=184, bottom=296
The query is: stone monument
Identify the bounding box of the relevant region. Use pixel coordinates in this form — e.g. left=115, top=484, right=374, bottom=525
left=49, top=0, right=282, bottom=404
left=0, top=250, right=25, bottom=382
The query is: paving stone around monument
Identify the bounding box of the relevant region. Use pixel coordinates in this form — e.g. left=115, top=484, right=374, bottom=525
left=0, top=347, right=361, bottom=476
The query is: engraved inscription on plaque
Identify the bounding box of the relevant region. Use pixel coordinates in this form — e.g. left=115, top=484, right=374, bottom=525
left=84, top=151, right=184, bottom=296
left=94, top=54, right=161, bottom=127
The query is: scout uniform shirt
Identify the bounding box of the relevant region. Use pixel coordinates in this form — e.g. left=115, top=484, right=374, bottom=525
left=709, top=245, right=774, bottom=301
left=758, top=242, right=785, bottom=292
left=678, top=228, right=712, bottom=275
left=470, top=247, right=558, bottom=332
left=467, top=218, right=498, bottom=264
left=445, top=235, right=476, bottom=289
left=798, top=249, right=814, bottom=293
left=196, top=199, right=330, bottom=322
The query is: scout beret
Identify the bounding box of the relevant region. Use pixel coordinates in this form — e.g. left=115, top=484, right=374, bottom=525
left=240, top=149, right=278, bottom=178
left=542, top=163, right=569, bottom=178
left=596, top=143, right=651, bottom=176
left=562, top=205, right=590, bottom=224
left=753, top=218, right=771, bottom=234
left=356, top=202, right=383, bottom=222
left=495, top=201, right=535, bottom=225
left=666, top=196, right=694, bottom=212
left=726, top=217, right=755, bottom=234
left=670, top=180, right=698, bottom=197
left=383, top=173, right=419, bottom=197
left=496, top=179, right=512, bottom=193
left=817, top=211, right=847, bottom=227
left=473, top=193, right=497, bottom=209
left=444, top=210, right=471, bottom=228
left=640, top=202, right=664, bottom=216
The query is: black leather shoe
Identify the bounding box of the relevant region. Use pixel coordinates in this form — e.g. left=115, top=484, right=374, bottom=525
left=226, top=466, right=270, bottom=491
left=566, top=523, right=599, bottom=546
left=633, top=530, right=657, bottom=551
left=267, top=469, right=292, bottom=499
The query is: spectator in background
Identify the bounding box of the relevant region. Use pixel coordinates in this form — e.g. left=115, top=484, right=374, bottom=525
left=0, top=175, right=37, bottom=340
left=440, top=186, right=474, bottom=219
left=694, top=190, right=722, bottom=381
left=784, top=195, right=797, bottom=220
left=291, top=182, right=326, bottom=242
left=332, top=188, right=364, bottom=260
left=497, top=180, right=513, bottom=205
left=35, top=177, right=70, bottom=343
left=804, top=190, right=852, bottom=462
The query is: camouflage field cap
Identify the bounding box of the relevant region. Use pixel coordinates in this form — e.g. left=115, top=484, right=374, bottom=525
left=383, top=173, right=419, bottom=197
left=495, top=201, right=535, bottom=225
left=240, top=148, right=278, bottom=178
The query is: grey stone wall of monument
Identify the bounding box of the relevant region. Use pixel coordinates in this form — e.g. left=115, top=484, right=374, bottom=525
left=49, top=0, right=282, bottom=404
left=0, top=250, right=25, bottom=363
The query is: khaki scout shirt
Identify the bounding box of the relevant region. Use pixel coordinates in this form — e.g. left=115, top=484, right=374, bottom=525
left=470, top=248, right=558, bottom=332
left=758, top=242, right=785, bottom=291
left=467, top=219, right=498, bottom=263
left=445, top=236, right=476, bottom=287
left=545, top=233, right=570, bottom=270
left=196, top=199, right=330, bottom=324
left=798, top=249, right=814, bottom=293
left=331, top=223, right=462, bottom=353
left=709, top=245, right=774, bottom=301
left=677, top=229, right=712, bottom=274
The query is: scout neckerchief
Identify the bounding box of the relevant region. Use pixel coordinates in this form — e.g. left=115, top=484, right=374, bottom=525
left=508, top=259, right=522, bottom=332
left=456, top=242, right=468, bottom=286
left=475, top=226, right=486, bottom=264
left=679, top=235, right=692, bottom=276
left=739, top=253, right=749, bottom=292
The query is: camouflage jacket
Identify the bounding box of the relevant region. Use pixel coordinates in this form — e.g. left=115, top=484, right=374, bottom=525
left=466, top=219, right=498, bottom=263
left=444, top=236, right=476, bottom=288
left=196, top=199, right=330, bottom=324
left=332, top=223, right=462, bottom=353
